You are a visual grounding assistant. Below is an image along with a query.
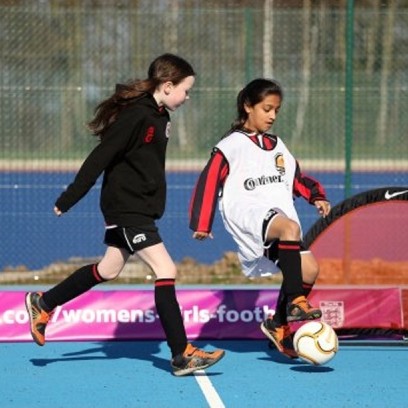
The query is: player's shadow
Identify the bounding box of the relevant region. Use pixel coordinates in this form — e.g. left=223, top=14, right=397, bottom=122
left=30, top=322, right=169, bottom=373
left=256, top=330, right=335, bottom=368
left=258, top=346, right=304, bottom=366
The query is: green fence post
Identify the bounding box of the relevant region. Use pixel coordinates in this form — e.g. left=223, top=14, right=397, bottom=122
left=345, top=0, right=354, bottom=199
left=244, top=7, right=254, bottom=83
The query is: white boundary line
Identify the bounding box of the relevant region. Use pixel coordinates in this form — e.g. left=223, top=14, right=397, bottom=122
left=194, top=370, right=225, bottom=408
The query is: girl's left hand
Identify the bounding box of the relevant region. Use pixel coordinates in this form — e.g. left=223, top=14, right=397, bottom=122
left=314, top=200, right=331, bottom=218
left=54, top=206, right=63, bottom=217
left=193, top=231, right=214, bottom=240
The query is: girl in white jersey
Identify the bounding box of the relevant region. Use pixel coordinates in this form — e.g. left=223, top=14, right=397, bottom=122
left=190, top=78, right=331, bottom=359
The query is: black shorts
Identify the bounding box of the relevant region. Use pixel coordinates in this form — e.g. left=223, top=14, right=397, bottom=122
left=262, top=208, right=307, bottom=263
left=104, top=223, right=162, bottom=254
left=262, top=208, right=280, bottom=243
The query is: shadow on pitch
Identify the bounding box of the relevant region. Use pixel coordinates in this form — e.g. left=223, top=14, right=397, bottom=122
left=290, top=365, right=334, bottom=373
left=257, top=344, right=305, bottom=366
left=29, top=321, right=170, bottom=373
left=256, top=345, right=335, bottom=370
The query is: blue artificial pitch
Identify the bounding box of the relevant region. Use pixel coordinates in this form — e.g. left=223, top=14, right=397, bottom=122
left=0, top=339, right=407, bottom=408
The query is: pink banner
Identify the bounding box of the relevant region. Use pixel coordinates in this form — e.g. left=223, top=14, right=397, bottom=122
left=0, top=288, right=402, bottom=342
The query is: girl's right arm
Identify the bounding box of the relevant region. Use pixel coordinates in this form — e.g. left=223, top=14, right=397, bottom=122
left=55, top=114, right=142, bottom=214
left=189, top=149, right=229, bottom=238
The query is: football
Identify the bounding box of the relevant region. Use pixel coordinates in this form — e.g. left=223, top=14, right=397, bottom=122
left=293, top=321, right=338, bottom=365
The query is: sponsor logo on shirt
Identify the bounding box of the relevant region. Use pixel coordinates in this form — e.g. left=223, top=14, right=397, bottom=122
left=244, top=174, right=283, bottom=191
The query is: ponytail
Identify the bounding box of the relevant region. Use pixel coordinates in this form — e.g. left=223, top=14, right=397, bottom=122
left=87, top=79, right=156, bottom=136
left=88, top=53, right=195, bottom=136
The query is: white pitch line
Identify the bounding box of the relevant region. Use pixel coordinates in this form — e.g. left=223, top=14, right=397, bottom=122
left=194, top=370, right=225, bottom=408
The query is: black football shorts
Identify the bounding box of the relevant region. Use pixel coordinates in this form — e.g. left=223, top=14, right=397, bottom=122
left=104, top=224, right=163, bottom=254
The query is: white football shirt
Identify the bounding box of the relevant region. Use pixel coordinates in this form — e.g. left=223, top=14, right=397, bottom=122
left=216, top=131, right=301, bottom=277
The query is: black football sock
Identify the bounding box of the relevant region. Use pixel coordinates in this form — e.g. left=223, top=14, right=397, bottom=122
left=41, top=264, right=106, bottom=311
left=278, top=240, right=304, bottom=303
left=303, top=281, right=314, bottom=298
left=272, top=282, right=315, bottom=326
left=272, top=286, right=288, bottom=326
left=155, top=279, right=188, bottom=358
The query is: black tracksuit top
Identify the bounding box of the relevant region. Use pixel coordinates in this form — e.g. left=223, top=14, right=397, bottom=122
left=55, top=93, right=170, bottom=226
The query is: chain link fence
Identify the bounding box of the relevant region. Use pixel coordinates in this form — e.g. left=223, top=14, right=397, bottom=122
left=0, top=0, right=407, bottom=272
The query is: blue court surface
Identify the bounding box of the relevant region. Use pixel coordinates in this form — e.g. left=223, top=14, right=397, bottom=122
left=1, top=338, right=407, bottom=408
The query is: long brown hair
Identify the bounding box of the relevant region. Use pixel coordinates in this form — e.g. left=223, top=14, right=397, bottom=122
left=88, top=53, right=195, bottom=136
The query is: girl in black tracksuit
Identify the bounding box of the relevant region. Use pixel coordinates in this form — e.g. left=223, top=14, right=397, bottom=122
left=25, top=53, right=224, bottom=377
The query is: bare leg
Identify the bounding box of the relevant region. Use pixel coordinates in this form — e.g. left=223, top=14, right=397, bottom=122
left=97, top=246, right=130, bottom=280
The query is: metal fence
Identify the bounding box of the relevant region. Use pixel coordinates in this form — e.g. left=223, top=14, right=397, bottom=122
left=0, top=0, right=407, bottom=271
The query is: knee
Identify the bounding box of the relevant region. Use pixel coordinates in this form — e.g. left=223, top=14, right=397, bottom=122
left=155, top=263, right=178, bottom=280
left=97, top=263, right=122, bottom=281
left=281, top=219, right=301, bottom=241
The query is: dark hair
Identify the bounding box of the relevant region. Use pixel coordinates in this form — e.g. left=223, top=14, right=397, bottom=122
left=226, top=78, right=283, bottom=136
left=88, top=53, right=195, bottom=136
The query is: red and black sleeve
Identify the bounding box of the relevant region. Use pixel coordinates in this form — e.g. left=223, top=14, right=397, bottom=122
left=189, top=149, right=229, bottom=233
left=293, top=160, right=328, bottom=204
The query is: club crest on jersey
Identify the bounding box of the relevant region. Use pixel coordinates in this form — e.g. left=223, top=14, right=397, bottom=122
left=275, top=153, right=285, bottom=175
left=144, top=126, right=155, bottom=143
